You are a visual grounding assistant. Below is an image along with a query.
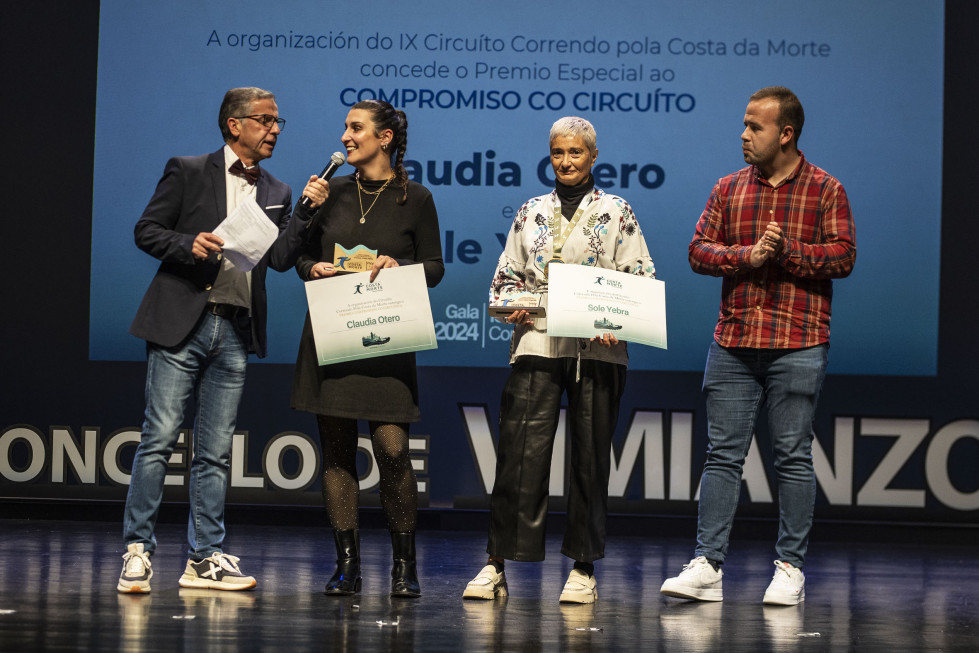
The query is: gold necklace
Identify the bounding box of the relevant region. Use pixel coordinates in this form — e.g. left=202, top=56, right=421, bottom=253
left=356, top=173, right=394, bottom=223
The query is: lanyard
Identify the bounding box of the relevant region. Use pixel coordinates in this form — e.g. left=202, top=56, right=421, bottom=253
left=546, top=198, right=588, bottom=277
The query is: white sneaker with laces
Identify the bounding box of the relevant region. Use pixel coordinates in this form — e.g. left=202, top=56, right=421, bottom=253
left=463, top=564, right=508, bottom=600
left=178, top=552, right=256, bottom=591
left=660, top=556, right=723, bottom=601
left=559, top=569, right=597, bottom=604
left=762, top=560, right=805, bottom=605
left=117, top=543, right=153, bottom=593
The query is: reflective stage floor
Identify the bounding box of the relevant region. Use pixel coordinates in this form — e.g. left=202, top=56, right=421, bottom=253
left=0, top=517, right=976, bottom=652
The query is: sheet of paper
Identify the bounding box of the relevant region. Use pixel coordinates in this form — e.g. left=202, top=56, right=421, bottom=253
left=304, top=264, right=438, bottom=365
left=212, top=198, right=279, bottom=271
left=546, top=264, right=667, bottom=349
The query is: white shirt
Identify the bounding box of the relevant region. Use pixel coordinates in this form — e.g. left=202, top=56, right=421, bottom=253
left=208, top=145, right=255, bottom=309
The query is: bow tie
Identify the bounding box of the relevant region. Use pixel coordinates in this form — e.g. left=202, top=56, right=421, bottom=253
left=229, top=159, right=260, bottom=184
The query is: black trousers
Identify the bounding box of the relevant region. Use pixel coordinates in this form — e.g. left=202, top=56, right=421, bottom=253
left=487, top=356, right=627, bottom=562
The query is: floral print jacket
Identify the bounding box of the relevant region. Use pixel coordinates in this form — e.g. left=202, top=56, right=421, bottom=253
left=491, top=188, right=655, bottom=365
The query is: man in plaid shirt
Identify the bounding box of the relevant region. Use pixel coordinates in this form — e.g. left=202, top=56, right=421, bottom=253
left=661, top=86, right=856, bottom=606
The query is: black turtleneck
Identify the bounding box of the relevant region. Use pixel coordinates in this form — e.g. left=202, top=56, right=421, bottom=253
left=555, top=175, right=595, bottom=221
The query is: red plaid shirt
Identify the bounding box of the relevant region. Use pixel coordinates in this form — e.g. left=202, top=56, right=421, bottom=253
left=689, top=153, right=856, bottom=349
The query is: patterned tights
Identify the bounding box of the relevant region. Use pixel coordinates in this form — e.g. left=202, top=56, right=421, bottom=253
left=316, top=415, right=417, bottom=533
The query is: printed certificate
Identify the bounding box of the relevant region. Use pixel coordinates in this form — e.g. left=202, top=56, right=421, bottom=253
left=546, top=264, right=667, bottom=349
left=305, top=264, right=438, bottom=365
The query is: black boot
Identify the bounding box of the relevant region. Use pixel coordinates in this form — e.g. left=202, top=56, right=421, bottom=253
left=325, top=529, right=361, bottom=595
left=390, top=531, right=421, bottom=598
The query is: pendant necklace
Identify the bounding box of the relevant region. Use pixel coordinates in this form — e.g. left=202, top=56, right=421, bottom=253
left=356, top=172, right=394, bottom=224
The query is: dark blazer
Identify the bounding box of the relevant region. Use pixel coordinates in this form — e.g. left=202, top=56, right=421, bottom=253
left=129, top=148, right=310, bottom=358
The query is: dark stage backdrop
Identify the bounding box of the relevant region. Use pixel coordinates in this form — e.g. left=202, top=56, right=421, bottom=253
left=3, top=1, right=977, bottom=527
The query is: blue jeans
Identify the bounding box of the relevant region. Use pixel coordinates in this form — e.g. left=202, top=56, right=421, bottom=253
left=123, top=312, right=248, bottom=560
left=695, top=341, right=828, bottom=568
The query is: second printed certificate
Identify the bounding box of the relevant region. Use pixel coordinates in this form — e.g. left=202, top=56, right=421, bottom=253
left=304, top=264, right=438, bottom=365
left=546, top=264, right=667, bottom=349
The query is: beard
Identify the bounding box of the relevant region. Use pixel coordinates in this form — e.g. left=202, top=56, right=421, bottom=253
left=744, top=141, right=778, bottom=168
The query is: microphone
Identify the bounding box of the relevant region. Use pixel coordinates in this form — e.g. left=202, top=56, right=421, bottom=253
left=299, top=151, right=346, bottom=209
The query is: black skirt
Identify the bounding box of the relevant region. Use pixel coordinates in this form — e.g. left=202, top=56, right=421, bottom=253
left=290, top=313, right=421, bottom=423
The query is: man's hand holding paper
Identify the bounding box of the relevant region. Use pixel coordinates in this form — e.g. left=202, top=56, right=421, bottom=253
left=211, top=197, right=280, bottom=271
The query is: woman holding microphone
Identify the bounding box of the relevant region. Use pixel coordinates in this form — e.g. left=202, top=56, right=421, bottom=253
left=292, top=99, right=444, bottom=598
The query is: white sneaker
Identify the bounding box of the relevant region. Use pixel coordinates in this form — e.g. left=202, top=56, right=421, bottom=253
left=178, top=553, right=256, bottom=591
left=117, top=543, right=153, bottom=593
left=763, top=560, right=805, bottom=605
left=559, top=569, right=597, bottom=604
left=463, top=564, right=508, bottom=600
left=660, top=556, right=723, bottom=601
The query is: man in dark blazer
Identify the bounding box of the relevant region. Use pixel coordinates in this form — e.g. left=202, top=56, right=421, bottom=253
left=117, top=87, right=328, bottom=594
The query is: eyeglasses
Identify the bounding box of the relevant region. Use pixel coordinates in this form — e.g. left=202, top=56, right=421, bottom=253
left=235, top=114, right=286, bottom=131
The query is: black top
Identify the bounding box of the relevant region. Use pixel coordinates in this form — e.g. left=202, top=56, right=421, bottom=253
left=290, top=174, right=444, bottom=423
left=555, top=175, right=595, bottom=220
